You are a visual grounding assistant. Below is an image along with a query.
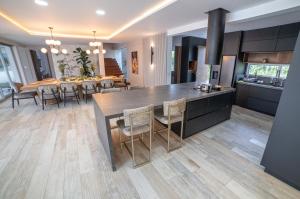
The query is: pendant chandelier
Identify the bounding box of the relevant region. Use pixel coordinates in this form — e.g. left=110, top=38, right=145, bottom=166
left=41, top=27, right=67, bottom=54
left=86, top=31, right=105, bottom=55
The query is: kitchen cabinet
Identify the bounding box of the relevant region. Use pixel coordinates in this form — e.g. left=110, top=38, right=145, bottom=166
left=235, top=82, right=283, bottom=116
left=173, top=92, right=234, bottom=138
left=241, top=22, right=300, bottom=52
left=222, top=31, right=242, bottom=55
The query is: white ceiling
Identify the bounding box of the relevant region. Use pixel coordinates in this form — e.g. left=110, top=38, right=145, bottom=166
left=0, top=0, right=299, bottom=45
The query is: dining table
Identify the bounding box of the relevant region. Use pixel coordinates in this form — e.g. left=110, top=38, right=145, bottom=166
left=20, top=76, right=124, bottom=91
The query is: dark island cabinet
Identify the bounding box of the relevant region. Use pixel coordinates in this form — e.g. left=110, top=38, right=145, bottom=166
left=173, top=92, right=234, bottom=138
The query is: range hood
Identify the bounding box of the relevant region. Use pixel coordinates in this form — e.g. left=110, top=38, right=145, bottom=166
left=205, top=8, right=229, bottom=65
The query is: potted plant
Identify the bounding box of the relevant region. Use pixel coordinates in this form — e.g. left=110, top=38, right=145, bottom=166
left=73, top=47, right=92, bottom=77
left=57, top=59, right=67, bottom=80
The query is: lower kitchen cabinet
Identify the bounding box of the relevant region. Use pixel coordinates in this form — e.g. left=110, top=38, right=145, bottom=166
left=235, top=82, right=283, bottom=116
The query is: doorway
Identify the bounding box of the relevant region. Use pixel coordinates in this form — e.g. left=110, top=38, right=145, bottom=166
left=30, top=50, right=52, bottom=81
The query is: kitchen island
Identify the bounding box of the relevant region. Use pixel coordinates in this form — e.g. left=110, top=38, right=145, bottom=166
left=93, top=83, right=235, bottom=171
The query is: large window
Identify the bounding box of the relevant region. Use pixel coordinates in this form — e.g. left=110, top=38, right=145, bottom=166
left=0, top=44, right=21, bottom=100
left=247, top=63, right=290, bottom=79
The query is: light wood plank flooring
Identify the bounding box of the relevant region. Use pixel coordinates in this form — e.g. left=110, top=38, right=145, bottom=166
left=0, top=98, right=299, bottom=199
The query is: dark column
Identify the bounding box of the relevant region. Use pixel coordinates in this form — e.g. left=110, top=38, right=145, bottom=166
left=205, top=8, right=229, bottom=65
left=261, top=32, right=300, bottom=190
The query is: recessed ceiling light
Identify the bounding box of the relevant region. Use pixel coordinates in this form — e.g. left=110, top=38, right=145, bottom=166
left=96, top=9, right=106, bottom=16
left=35, top=0, right=48, bottom=6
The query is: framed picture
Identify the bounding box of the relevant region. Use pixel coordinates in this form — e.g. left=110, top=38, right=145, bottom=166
left=131, top=51, right=138, bottom=74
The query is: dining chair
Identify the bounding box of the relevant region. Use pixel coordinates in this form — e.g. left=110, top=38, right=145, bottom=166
left=37, top=84, right=60, bottom=110
left=115, top=75, right=129, bottom=90
left=100, top=79, right=114, bottom=91
left=154, top=98, right=186, bottom=152
left=116, top=104, right=154, bottom=168
left=60, top=82, right=80, bottom=106
left=82, top=80, right=97, bottom=103
left=11, top=82, right=37, bottom=109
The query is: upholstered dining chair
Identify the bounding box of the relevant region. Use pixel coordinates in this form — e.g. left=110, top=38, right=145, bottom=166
left=11, top=82, right=37, bottom=109
left=115, top=75, right=129, bottom=90
left=154, top=98, right=186, bottom=152
left=37, top=84, right=60, bottom=110
left=60, top=82, right=80, bottom=106
left=82, top=80, right=97, bottom=103
left=100, top=79, right=114, bottom=91
left=117, top=104, right=154, bottom=168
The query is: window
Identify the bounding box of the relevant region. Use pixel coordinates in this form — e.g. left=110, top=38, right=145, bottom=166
left=247, top=63, right=290, bottom=79
left=0, top=44, right=21, bottom=100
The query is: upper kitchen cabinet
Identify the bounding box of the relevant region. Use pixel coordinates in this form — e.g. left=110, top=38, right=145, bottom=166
left=241, top=26, right=279, bottom=52
left=276, top=23, right=300, bottom=51
left=222, top=31, right=242, bottom=55
left=241, top=22, right=300, bottom=52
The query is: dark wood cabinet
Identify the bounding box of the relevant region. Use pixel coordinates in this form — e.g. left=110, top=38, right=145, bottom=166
left=275, top=37, right=298, bottom=51
left=241, top=22, right=300, bottom=52
left=222, top=31, right=242, bottom=55
left=173, top=92, right=234, bottom=138
left=243, top=27, right=279, bottom=42
left=241, top=39, right=277, bottom=52
left=235, top=83, right=283, bottom=116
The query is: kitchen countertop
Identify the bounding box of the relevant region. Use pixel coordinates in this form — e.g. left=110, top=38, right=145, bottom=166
left=237, top=81, right=284, bottom=90
left=93, top=82, right=235, bottom=118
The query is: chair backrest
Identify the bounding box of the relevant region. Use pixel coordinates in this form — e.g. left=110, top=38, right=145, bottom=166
left=60, top=82, right=77, bottom=92
left=101, top=87, right=121, bottom=94
left=163, top=98, right=186, bottom=117
left=38, top=84, right=58, bottom=95
left=100, top=79, right=114, bottom=88
left=124, top=105, right=154, bottom=127
left=82, top=80, right=97, bottom=90
left=11, top=82, right=23, bottom=93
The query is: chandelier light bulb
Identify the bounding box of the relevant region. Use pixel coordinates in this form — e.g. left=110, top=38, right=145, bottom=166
left=61, top=49, right=68, bottom=54
left=86, top=49, right=91, bottom=54
left=102, top=49, right=106, bottom=54
left=41, top=48, right=48, bottom=53
left=51, top=48, right=59, bottom=54
left=93, top=49, right=100, bottom=54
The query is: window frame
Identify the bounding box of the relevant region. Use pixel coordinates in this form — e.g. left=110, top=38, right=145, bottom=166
left=246, top=63, right=290, bottom=80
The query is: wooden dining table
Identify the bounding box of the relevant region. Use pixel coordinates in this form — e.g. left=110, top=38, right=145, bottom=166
left=20, top=76, right=124, bottom=91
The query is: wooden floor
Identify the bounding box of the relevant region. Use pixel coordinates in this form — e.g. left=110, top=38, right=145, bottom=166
left=0, top=98, right=299, bottom=199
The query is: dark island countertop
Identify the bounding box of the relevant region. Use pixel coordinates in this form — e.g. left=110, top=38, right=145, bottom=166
left=93, top=82, right=235, bottom=118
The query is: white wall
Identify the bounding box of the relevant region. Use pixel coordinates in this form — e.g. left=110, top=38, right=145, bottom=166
left=125, top=33, right=168, bottom=87
left=143, top=33, right=168, bottom=87
left=126, top=39, right=144, bottom=86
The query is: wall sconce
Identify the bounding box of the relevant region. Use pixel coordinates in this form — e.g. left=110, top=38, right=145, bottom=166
left=150, top=45, right=154, bottom=64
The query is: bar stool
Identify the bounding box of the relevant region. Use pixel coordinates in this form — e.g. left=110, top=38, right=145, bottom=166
left=154, top=98, right=186, bottom=152
left=116, top=104, right=154, bottom=168
left=100, top=79, right=114, bottom=91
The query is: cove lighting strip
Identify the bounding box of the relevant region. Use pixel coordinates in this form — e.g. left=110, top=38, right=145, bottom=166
left=0, top=0, right=177, bottom=40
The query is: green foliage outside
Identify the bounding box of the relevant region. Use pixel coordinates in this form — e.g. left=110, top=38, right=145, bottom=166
left=248, top=64, right=289, bottom=79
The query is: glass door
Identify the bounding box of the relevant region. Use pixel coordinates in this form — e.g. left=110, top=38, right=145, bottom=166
left=0, top=44, right=21, bottom=100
